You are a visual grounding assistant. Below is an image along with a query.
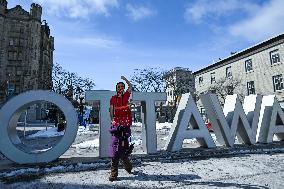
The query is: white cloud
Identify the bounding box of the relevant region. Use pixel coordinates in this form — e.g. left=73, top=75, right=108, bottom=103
left=229, top=0, right=284, bottom=41
left=184, top=0, right=259, bottom=24
left=126, top=4, right=156, bottom=21
left=33, top=0, right=119, bottom=18
left=57, top=35, right=122, bottom=49
left=185, top=0, right=284, bottom=42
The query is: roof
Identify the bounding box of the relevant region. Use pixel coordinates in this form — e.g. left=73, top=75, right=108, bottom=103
left=193, top=33, right=284, bottom=76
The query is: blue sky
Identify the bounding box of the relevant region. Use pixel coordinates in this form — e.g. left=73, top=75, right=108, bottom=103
left=7, top=0, right=284, bottom=90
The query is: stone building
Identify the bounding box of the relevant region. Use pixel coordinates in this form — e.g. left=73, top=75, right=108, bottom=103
left=194, top=33, right=284, bottom=115
left=0, top=0, right=54, bottom=106
left=164, top=67, right=195, bottom=106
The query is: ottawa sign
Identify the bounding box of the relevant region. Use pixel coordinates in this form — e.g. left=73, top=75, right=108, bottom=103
left=0, top=90, right=283, bottom=164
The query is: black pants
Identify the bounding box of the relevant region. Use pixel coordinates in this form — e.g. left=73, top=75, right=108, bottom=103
left=110, top=156, right=132, bottom=178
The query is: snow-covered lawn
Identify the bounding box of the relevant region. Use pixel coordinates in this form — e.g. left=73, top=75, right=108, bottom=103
left=27, top=127, right=64, bottom=138
left=26, top=122, right=279, bottom=151
left=72, top=139, right=99, bottom=149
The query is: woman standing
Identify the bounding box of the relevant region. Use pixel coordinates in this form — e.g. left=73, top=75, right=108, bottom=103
left=109, top=76, right=133, bottom=181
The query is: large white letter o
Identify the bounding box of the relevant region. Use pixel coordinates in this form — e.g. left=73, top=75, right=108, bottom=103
left=0, top=90, right=78, bottom=164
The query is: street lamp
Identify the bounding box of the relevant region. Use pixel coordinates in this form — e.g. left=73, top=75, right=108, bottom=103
left=78, top=94, right=85, bottom=127
left=6, top=73, right=14, bottom=101
left=79, top=94, right=84, bottom=115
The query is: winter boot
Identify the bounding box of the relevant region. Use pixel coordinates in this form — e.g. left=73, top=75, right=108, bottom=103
left=109, top=157, right=119, bottom=181
left=122, top=157, right=133, bottom=174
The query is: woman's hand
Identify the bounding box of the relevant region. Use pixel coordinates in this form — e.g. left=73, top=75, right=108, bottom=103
left=111, top=120, right=117, bottom=125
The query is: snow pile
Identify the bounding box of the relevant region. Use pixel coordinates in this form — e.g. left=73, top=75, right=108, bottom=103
left=161, top=134, right=218, bottom=145
left=27, top=127, right=64, bottom=138
left=161, top=136, right=198, bottom=144
left=77, top=125, right=98, bottom=135
left=131, top=138, right=143, bottom=146
left=27, top=125, right=99, bottom=139
left=156, top=122, right=172, bottom=130
left=0, top=168, right=40, bottom=177
left=0, top=162, right=109, bottom=180
left=132, top=122, right=172, bottom=130
left=72, top=139, right=99, bottom=149
left=44, top=166, right=65, bottom=173
left=184, top=138, right=198, bottom=144
left=132, top=122, right=142, bottom=127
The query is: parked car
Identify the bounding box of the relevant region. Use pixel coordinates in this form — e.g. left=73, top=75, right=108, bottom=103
left=205, top=121, right=213, bottom=132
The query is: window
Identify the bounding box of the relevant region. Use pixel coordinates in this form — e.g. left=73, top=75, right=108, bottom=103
left=20, top=27, right=24, bottom=33
left=19, top=39, right=24, bottom=46
left=226, top=66, right=232, bottom=78
left=8, top=51, right=14, bottom=60
left=272, top=74, right=283, bottom=91
left=9, top=39, right=14, bottom=46
left=13, top=52, right=17, bottom=60
left=245, top=59, right=253, bottom=72
left=18, top=52, right=22, bottom=60
left=270, top=49, right=281, bottom=64
left=199, top=76, right=203, bottom=84
left=210, top=72, right=216, bottom=84
left=247, top=81, right=255, bottom=95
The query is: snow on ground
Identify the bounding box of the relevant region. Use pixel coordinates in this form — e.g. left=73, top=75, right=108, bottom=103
left=26, top=125, right=98, bottom=139
left=72, top=122, right=168, bottom=149
left=156, top=122, right=172, bottom=130
left=132, top=122, right=172, bottom=130
left=1, top=153, right=283, bottom=189
left=72, top=139, right=99, bottom=149
left=131, top=138, right=143, bottom=146
left=132, top=122, right=142, bottom=127
left=0, top=168, right=40, bottom=177
left=77, top=125, right=98, bottom=135
left=27, top=127, right=64, bottom=138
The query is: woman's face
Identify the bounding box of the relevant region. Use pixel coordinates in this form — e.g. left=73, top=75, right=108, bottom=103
left=116, top=83, right=125, bottom=94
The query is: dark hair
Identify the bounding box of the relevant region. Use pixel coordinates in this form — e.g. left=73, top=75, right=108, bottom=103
left=116, top=82, right=125, bottom=91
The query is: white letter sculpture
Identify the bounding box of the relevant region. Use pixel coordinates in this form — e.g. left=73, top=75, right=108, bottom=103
left=257, top=95, right=284, bottom=143
left=132, top=92, right=167, bottom=154
left=165, top=93, right=215, bottom=152
left=0, top=90, right=78, bottom=164
left=200, top=93, right=262, bottom=146
left=85, top=90, right=115, bottom=158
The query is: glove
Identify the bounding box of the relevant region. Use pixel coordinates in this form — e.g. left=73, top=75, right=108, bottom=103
left=111, top=120, right=117, bottom=126
left=117, top=125, right=126, bottom=132
left=125, top=144, right=134, bottom=155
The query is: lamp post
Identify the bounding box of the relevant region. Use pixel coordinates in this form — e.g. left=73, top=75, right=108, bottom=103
left=79, top=94, right=84, bottom=115
left=79, top=94, right=85, bottom=127
left=6, top=73, right=14, bottom=101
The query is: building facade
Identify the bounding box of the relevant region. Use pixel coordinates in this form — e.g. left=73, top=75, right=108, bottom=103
left=164, top=67, right=195, bottom=106
left=0, top=0, right=54, bottom=106
left=194, top=33, right=284, bottom=114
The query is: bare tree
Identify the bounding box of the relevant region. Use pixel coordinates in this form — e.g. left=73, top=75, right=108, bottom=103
left=52, top=63, right=95, bottom=97
left=131, top=67, right=166, bottom=92
left=206, top=77, right=245, bottom=104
